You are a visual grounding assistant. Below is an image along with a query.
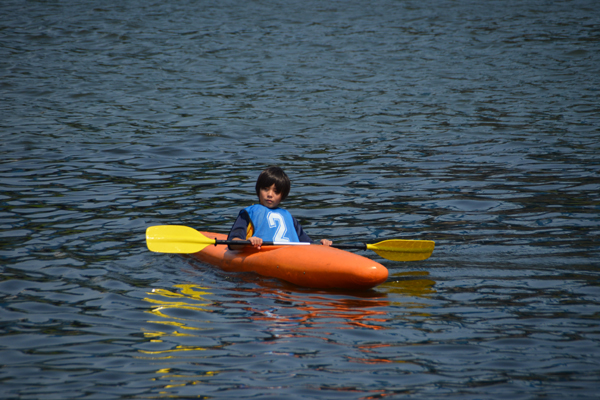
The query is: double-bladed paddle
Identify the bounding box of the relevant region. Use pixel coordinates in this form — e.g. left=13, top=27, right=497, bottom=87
left=146, top=225, right=434, bottom=262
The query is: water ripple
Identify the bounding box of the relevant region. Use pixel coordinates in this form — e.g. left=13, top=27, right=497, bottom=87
left=1, top=0, right=600, bottom=398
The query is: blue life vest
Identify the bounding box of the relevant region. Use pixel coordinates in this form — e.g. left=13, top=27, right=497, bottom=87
left=244, top=204, right=299, bottom=243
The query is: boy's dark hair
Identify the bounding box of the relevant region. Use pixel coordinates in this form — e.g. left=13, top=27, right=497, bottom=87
left=255, top=166, right=291, bottom=201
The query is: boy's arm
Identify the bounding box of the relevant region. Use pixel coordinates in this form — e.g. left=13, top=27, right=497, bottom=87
left=227, top=211, right=251, bottom=250
left=293, top=217, right=312, bottom=243
left=228, top=212, right=264, bottom=250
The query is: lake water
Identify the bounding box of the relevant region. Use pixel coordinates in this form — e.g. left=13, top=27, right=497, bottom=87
left=1, top=0, right=599, bottom=398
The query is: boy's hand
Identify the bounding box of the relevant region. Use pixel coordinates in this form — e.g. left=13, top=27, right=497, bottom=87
left=320, top=239, right=332, bottom=247
left=230, top=237, right=263, bottom=250
left=249, top=236, right=263, bottom=249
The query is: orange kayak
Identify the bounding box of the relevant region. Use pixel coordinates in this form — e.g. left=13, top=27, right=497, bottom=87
left=192, top=232, right=389, bottom=290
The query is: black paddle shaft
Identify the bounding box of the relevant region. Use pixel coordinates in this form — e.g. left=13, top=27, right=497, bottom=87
left=214, top=240, right=281, bottom=246
left=214, top=239, right=367, bottom=251
left=329, top=243, right=368, bottom=251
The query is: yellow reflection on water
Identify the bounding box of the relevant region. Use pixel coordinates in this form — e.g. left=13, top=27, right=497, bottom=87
left=140, top=283, right=213, bottom=354
left=381, top=271, right=436, bottom=297
left=138, top=345, right=208, bottom=355
left=138, top=275, right=436, bottom=392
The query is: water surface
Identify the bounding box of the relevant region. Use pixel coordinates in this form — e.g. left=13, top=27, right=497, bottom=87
left=1, top=0, right=599, bottom=398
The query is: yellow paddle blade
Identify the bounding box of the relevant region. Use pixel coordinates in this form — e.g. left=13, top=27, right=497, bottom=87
left=367, top=239, right=435, bottom=262
left=146, top=225, right=215, bottom=254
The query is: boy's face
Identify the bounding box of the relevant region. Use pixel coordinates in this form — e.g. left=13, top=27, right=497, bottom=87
left=259, top=184, right=283, bottom=209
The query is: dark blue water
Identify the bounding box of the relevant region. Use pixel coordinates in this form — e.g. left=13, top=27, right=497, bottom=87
left=1, top=0, right=599, bottom=398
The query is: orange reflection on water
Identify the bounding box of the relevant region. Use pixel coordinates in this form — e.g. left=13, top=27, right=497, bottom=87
left=232, top=286, right=389, bottom=332
left=239, top=272, right=435, bottom=332
left=137, top=275, right=435, bottom=394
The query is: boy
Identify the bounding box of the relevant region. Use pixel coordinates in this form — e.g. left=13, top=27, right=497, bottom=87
left=228, top=166, right=332, bottom=249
